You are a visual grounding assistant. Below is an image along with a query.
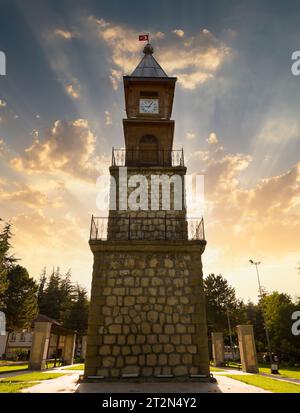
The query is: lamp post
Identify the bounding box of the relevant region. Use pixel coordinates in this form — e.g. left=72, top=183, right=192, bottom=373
left=249, top=259, right=273, bottom=373
left=226, top=306, right=235, bottom=361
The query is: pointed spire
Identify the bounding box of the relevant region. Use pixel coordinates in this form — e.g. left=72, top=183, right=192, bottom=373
left=131, top=43, right=168, bottom=78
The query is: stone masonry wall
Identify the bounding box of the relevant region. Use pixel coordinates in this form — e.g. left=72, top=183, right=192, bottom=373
left=84, top=242, right=209, bottom=379
left=107, top=166, right=188, bottom=240
left=107, top=211, right=188, bottom=241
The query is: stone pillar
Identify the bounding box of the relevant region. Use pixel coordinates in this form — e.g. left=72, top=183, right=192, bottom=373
left=29, top=322, right=51, bottom=370
left=63, top=333, right=76, bottom=365
left=237, top=325, right=259, bottom=373
left=0, top=334, right=7, bottom=357
left=211, top=332, right=224, bottom=367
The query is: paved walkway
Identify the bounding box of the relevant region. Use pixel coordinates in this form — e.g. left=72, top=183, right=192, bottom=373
left=19, top=369, right=269, bottom=393
left=21, top=372, right=81, bottom=393
left=3, top=365, right=300, bottom=393
left=76, top=375, right=269, bottom=393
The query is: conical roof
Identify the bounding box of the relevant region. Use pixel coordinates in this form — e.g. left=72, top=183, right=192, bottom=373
left=131, top=43, right=168, bottom=78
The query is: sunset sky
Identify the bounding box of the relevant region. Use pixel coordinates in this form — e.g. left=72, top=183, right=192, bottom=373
left=0, top=0, right=299, bottom=302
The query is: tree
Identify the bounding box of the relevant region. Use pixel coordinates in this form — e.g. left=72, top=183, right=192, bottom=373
left=59, top=270, right=75, bottom=325
left=64, top=285, right=89, bottom=334
left=0, top=221, right=16, bottom=308
left=37, top=268, right=75, bottom=325
left=38, top=268, right=63, bottom=321
left=37, top=267, right=47, bottom=305
left=204, top=274, right=244, bottom=343
left=243, top=300, right=266, bottom=352
left=260, top=292, right=300, bottom=361
left=4, top=265, right=38, bottom=331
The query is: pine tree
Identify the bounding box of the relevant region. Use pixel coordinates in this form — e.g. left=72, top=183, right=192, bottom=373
left=37, top=267, right=47, bottom=305
left=0, top=220, right=17, bottom=309
left=38, top=268, right=75, bottom=324
left=59, top=270, right=75, bottom=325
left=38, top=268, right=62, bottom=320
left=4, top=265, right=38, bottom=331
left=64, top=285, right=89, bottom=334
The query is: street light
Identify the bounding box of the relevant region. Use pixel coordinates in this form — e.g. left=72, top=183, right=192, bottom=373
left=226, top=306, right=235, bottom=361
left=249, top=259, right=273, bottom=373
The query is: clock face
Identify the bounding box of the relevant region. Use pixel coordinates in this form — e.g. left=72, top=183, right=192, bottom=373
left=139, top=99, right=159, bottom=114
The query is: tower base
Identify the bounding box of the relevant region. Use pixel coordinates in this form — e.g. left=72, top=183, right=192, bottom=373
left=84, top=240, right=209, bottom=380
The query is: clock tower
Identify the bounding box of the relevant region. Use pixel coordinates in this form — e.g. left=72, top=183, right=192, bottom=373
left=122, top=43, right=175, bottom=167
left=85, top=43, right=210, bottom=381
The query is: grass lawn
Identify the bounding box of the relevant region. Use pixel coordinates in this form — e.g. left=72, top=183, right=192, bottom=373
left=227, top=374, right=300, bottom=393
left=0, top=382, right=38, bottom=393
left=210, top=366, right=225, bottom=372
left=0, top=364, right=29, bottom=374
left=64, top=364, right=84, bottom=371
left=0, top=372, right=66, bottom=393
left=259, top=366, right=300, bottom=380
left=0, top=372, right=65, bottom=382
left=224, top=361, right=242, bottom=369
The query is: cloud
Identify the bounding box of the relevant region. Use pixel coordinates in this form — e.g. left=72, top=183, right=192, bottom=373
left=0, top=138, right=10, bottom=158
left=104, top=110, right=112, bottom=125
left=257, top=118, right=300, bottom=143
left=10, top=119, right=109, bottom=181
left=0, top=181, right=48, bottom=208
left=249, top=164, right=300, bottom=215
left=203, top=153, right=252, bottom=197
left=187, top=148, right=300, bottom=264
left=54, top=29, right=79, bottom=40
left=172, top=29, right=185, bottom=38
left=186, top=132, right=196, bottom=140
left=109, top=69, right=122, bottom=91
left=65, top=82, right=80, bottom=99
left=207, top=132, right=219, bottom=144
left=89, top=17, right=230, bottom=90
left=11, top=209, right=86, bottom=248
left=154, top=32, right=165, bottom=40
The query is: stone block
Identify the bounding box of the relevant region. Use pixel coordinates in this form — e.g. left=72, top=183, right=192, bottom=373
left=108, top=324, right=122, bottom=334
left=146, top=354, right=157, bottom=366
left=173, top=365, right=188, bottom=376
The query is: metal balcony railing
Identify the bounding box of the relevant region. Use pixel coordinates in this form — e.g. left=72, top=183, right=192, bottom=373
left=111, top=148, right=184, bottom=167
left=90, top=216, right=205, bottom=241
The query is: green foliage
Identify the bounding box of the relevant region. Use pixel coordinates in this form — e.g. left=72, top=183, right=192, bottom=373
left=204, top=273, right=244, bottom=342
left=243, top=301, right=266, bottom=351
left=37, top=268, right=74, bottom=323
left=64, top=285, right=89, bottom=334
left=64, top=363, right=84, bottom=371
left=4, top=265, right=38, bottom=331
left=37, top=269, right=89, bottom=332
left=1, top=372, right=65, bottom=382
left=260, top=292, right=300, bottom=360
left=0, top=382, right=38, bottom=393
left=0, top=220, right=16, bottom=308
left=227, top=374, right=300, bottom=393
left=204, top=275, right=300, bottom=364
left=0, top=220, right=89, bottom=340
left=259, top=365, right=300, bottom=380
left=0, top=364, right=29, bottom=373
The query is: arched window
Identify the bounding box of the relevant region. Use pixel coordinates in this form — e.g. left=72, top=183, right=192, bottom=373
left=139, top=135, right=158, bottom=165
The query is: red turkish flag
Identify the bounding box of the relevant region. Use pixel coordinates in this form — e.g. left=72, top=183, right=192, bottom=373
left=139, top=34, right=149, bottom=41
